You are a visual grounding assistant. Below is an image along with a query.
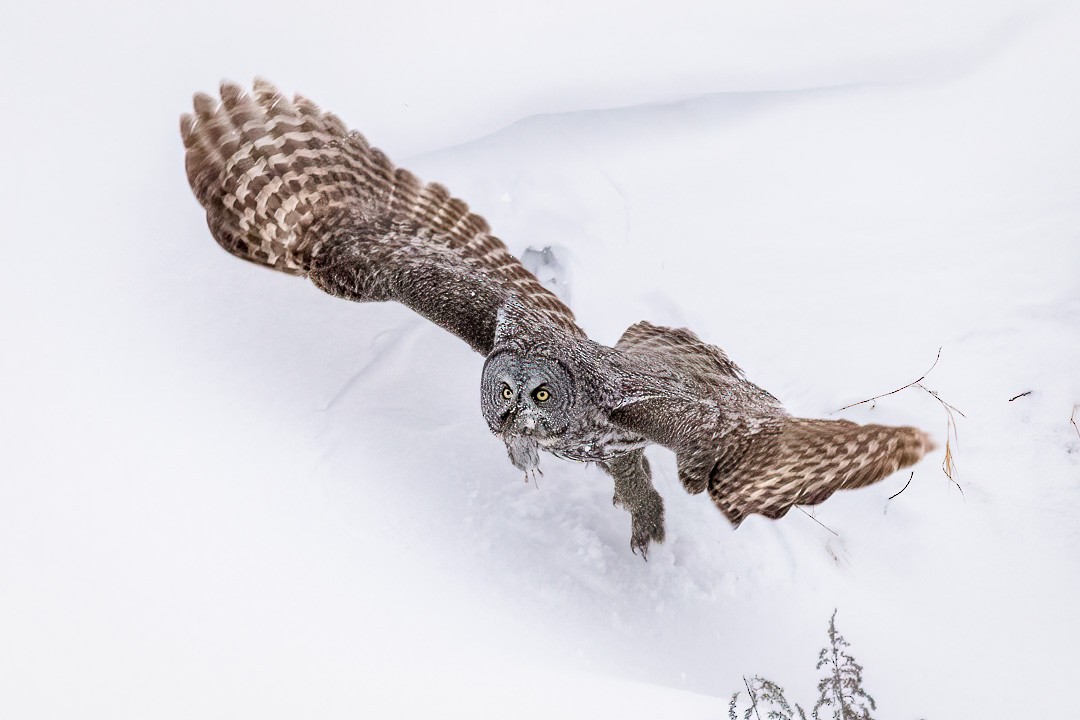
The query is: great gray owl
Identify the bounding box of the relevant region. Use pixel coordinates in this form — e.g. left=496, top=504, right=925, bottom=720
left=181, top=80, right=933, bottom=559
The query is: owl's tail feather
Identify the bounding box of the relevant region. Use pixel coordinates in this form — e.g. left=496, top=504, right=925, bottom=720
left=700, top=417, right=934, bottom=526
left=180, top=79, right=401, bottom=275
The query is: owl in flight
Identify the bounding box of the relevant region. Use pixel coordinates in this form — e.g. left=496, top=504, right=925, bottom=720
left=181, top=80, right=932, bottom=559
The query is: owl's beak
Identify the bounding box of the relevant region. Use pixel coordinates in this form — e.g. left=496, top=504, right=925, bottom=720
left=518, top=414, right=537, bottom=434
left=509, top=405, right=540, bottom=440
left=502, top=406, right=538, bottom=437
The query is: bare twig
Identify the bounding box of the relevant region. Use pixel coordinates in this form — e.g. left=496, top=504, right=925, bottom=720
left=927, top=388, right=965, bottom=492
left=796, top=506, right=839, bottom=537
left=888, top=472, right=914, bottom=501
left=833, top=348, right=942, bottom=413
left=1008, top=391, right=1031, bottom=402
left=744, top=677, right=763, bottom=720
left=832, top=348, right=964, bottom=495
left=1071, top=405, right=1080, bottom=441
left=884, top=472, right=915, bottom=516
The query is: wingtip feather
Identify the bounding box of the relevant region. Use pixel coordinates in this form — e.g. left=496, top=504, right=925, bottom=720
left=192, top=91, right=217, bottom=118
left=179, top=113, right=195, bottom=143
left=219, top=80, right=245, bottom=109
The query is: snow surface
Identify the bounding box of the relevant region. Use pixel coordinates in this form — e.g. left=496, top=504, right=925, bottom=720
left=3, top=1, right=1079, bottom=717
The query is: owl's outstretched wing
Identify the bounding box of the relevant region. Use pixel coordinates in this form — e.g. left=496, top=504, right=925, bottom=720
left=181, top=79, right=581, bottom=354
left=609, top=322, right=933, bottom=526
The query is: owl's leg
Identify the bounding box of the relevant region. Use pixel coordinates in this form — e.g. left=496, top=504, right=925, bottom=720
left=600, top=449, right=665, bottom=560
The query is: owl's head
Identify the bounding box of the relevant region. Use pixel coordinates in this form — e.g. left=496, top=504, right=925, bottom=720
left=480, top=297, right=592, bottom=469
left=480, top=349, right=576, bottom=446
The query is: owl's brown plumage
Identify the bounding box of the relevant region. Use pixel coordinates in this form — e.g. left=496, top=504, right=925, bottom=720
left=611, top=321, right=933, bottom=526
left=181, top=78, right=579, bottom=352
left=181, top=80, right=933, bottom=557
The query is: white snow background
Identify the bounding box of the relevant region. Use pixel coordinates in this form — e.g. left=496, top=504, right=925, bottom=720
left=3, top=1, right=1079, bottom=717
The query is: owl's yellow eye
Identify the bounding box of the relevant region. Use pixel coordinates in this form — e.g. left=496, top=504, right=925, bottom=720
left=501, top=385, right=513, bottom=400
left=534, top=387, right=551, bottom=402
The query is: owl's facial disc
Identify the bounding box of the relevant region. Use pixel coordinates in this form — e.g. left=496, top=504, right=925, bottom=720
left=481, top=351, right=575, bottom=443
